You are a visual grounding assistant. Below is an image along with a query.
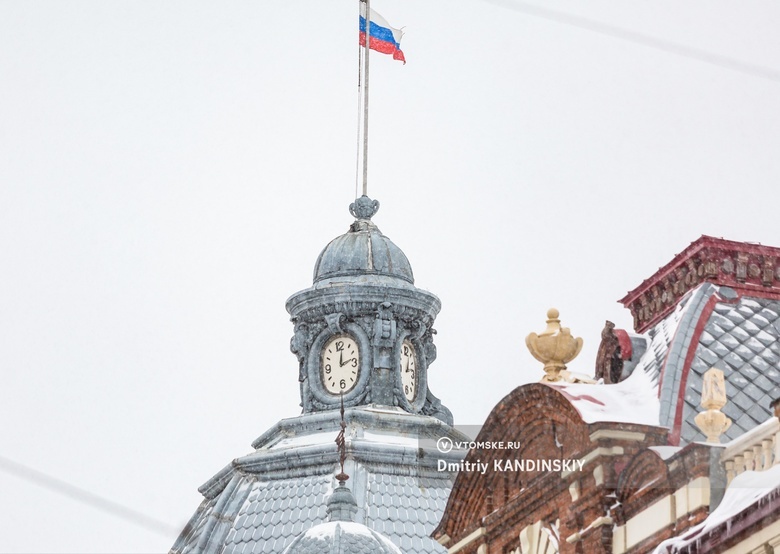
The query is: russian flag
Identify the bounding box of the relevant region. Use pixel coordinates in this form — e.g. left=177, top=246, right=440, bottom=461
left=359, top=6, right=405, bottom=64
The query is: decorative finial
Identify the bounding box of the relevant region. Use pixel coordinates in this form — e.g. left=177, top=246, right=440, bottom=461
left=327, top=392, right=358, bottom=523
left=694, top=367, right=732, bottom=443
left=334, top=392, right=349, bottom=483
left=349, top=195, right=379, bottom=220
left=526, top=308, right=583, bottom=382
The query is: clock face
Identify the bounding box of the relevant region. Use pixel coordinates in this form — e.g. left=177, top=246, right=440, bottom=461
left=322, top=335, right=360, bottom=394
left=400, top=341, right=417, bottom=402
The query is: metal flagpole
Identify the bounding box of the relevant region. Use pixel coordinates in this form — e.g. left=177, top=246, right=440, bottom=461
left=361, top=0, right=371, bottom=197
left=354, top=18, right=364, bottom=200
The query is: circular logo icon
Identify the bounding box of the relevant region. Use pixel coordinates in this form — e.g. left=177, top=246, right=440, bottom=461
left=436, top=437, right=453, bottom=453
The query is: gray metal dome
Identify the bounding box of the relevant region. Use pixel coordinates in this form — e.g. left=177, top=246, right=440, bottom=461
left=312, top=197, right=414, bottom=285
left=282, top=481, right=404, bottom=554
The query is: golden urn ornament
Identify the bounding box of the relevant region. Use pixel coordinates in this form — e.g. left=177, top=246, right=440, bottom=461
left=526, top=308, right=583, bottom=382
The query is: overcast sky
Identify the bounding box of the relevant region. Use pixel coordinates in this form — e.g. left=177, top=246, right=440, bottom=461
left=2, top=1, right=780, bottom=552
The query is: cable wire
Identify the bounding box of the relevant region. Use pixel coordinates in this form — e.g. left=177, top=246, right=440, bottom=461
left=482, top=0, right=780, bottom=83
left=0, top=454, right=180, bottom=537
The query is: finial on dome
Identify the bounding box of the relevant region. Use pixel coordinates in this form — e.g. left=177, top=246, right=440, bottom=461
left=326, top=481, right=359, bottom=523
left=526, top=308, right=583, bottom=382
left=694, top=367, right=732, bottom=443
left=327, top=393, right=358, bottom=522
left=334, top=393, right=349, bottom=483
left=349, top=195, right=380, bottom=220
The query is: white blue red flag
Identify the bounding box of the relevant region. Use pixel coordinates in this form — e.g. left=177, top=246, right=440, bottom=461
left=359, top=5, right=405, bottom=64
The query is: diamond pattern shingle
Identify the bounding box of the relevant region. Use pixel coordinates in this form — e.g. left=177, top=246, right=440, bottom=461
left=623, top=285, right=780, bottom=445
left=680, top=296, right=780, bottom=443
left=221, top=474, right=331, bottom=554
left=364, top=473, right=449, bottom=553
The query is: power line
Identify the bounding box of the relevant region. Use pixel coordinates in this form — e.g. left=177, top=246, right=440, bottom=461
left=0, top=454, right=180, bottom=537
left=482, top=0, right=780, bottom=83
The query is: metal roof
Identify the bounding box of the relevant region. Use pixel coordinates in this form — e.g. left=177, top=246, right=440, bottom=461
left=170, top=407, right=466, bottom=554
left=625, top=283, right=780, bottom=444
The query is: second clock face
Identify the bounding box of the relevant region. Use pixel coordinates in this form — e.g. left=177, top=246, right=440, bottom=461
left=322, top=335, right=360, bottom=394
left=400, top=340, right=417, bottom=402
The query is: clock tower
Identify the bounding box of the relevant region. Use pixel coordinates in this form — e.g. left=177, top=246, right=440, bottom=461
left=287, top=195, right=452, bottom=424
left=172, top=195, right=466, bottom=554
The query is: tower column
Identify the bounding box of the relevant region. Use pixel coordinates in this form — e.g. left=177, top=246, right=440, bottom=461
left=371, top=302, right=397, bottom=406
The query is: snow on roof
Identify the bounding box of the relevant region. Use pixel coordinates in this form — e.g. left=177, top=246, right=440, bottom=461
left=269, top=431, right=338, bottom=450
left=547, top=365, right=660, bottom=426
left=305, top=521, right=375, bottom=540
left=633, top=289, right=697, bottom=389
left=360, top=430, right=419, bottom=447
left=292, top=521, right=404, bottom=554
left=267, top=426, right=424, bottom=451
left=648, top=446, right=683, bottom=460
left=653, top=463, right=780, bottom=553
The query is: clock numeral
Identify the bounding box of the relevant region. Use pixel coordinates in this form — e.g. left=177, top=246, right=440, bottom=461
left=351, top=358, right=357, bottom=368
left=403, top=345, right=410, bottom=356
left=336, top=341, right=344, bottom=352
left=325, top=364, right=331, bottom=374
left=340, top=379, right=346, bottom=390
left=404, top=385, right=409, bottom=395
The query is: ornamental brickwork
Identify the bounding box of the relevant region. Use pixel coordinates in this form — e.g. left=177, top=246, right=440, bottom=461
left=432, top=384, right=672, bottom=554
left=619, top=236, right=780, bottom=333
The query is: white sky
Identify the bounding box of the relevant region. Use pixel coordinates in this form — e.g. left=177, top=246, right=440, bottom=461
left=2, top=1, right=780, bottom=552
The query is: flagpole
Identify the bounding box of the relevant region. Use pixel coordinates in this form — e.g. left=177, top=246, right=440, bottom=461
left=361, top=0, right=371, bottom=197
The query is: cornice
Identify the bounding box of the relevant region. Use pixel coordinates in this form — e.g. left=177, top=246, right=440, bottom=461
left=620, top=236, right=780, bottom=333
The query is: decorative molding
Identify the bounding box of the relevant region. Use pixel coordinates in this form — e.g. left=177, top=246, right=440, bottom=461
left=519, top=520, right=560, bottom=553
left=291, top=300, right=438, bottom=333
left=589, top=429, right=646, bottom=442
left=565, top=515, right=612, bottom=545
left=304, top=323, right=373, bottom=410
left=561, top=446, right=624, bottom=478
left=349, top=195, right=379, bottom=220
left=619, top=236, right=780, bottom=333
left=447, top=527, right=486, bottom=554
left=324, top=312, right=346, bottom=334
left=372, top=303, right=396, bottom=348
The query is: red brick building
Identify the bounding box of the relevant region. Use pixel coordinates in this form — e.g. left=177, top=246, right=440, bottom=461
left=433, top=237, right=780, bottom=554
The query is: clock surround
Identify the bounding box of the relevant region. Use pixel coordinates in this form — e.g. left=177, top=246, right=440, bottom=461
left=306, top=321, right=372, bottom=407
left=321, top=334, right=360, bottom=394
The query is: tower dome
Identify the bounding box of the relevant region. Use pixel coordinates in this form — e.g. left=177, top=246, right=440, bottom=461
left=312, top=196, right=414, bottom=286
left=286, top=195, right=451, bottom=421
left=282, top=481, right=403, bottom=554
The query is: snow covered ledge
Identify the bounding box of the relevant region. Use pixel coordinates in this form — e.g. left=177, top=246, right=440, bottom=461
left=651, top=464, right=780, bottom=553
